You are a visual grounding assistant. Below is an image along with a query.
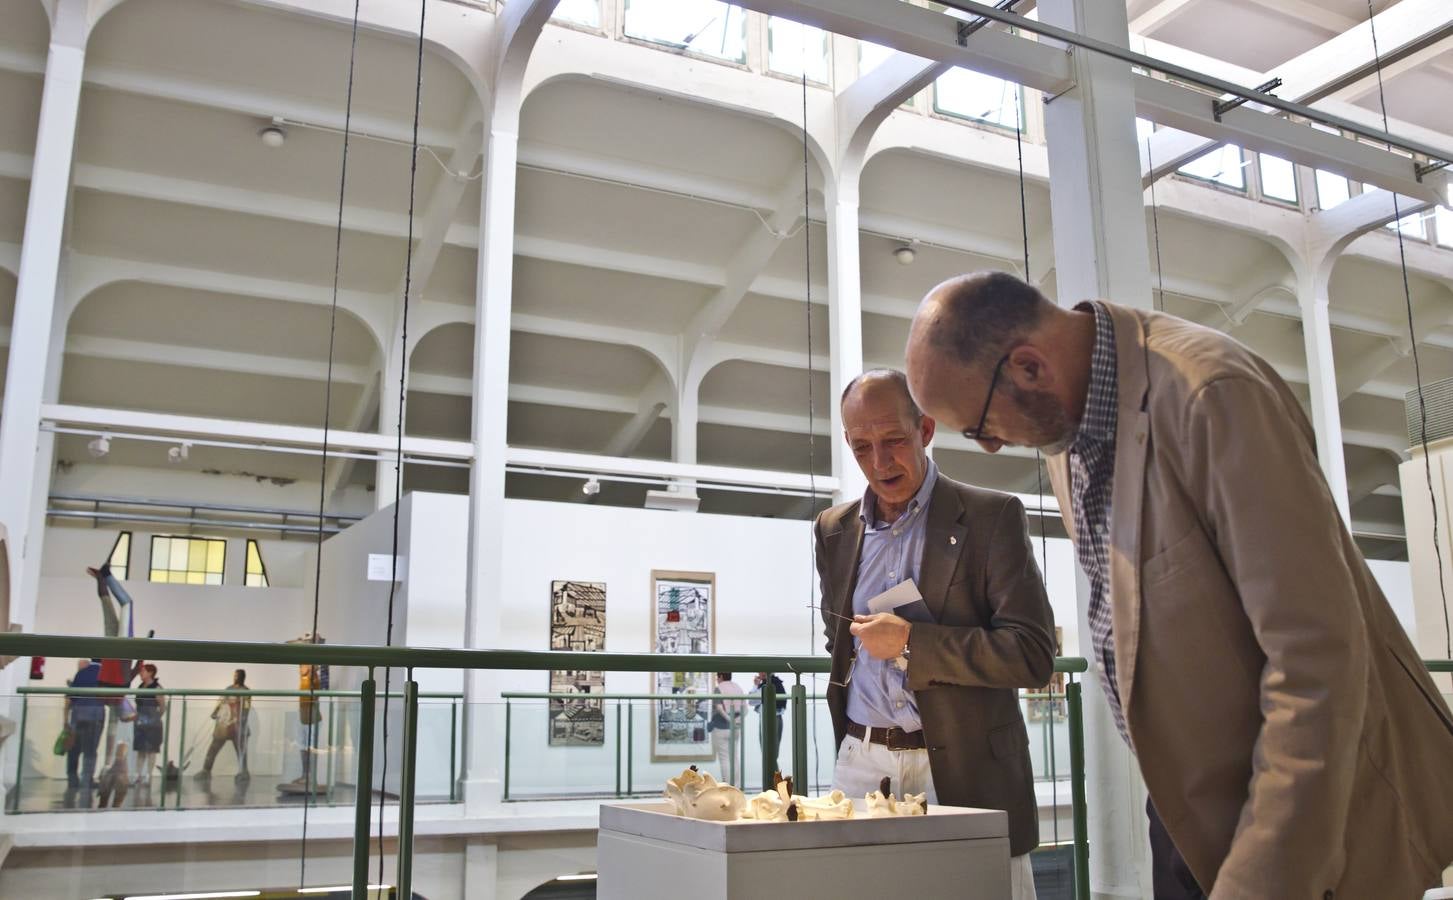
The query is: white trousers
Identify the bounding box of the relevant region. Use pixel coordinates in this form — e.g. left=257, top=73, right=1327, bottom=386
left=832, top=735, right=1038, bottom=900
left=710, top=726, right=738, bottom=786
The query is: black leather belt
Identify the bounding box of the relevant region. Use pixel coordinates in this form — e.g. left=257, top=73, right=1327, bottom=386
left=846, top=719, right=926, bottom=751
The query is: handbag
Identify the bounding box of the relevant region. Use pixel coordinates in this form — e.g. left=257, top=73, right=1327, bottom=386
left=53, top=727, right=74, bottom=756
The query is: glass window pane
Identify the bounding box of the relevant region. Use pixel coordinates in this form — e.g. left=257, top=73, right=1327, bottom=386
left=186, top=571, right=205, bottom=586
left=150, top=537, right=169, bottom=572
left=150, top=569, right=163, bottom=582
left=1437, top=207, right=1453, bottom=248
left=552, top=0, right=600, bottom=27
left=1259, top=154, right=1297, bottom=203
left=188, top=539, right=207, bottom=573
left=859, top=40, right=894, bottom=76
left=768, top=16, right=829, bottom=83
left=1315, top=169, right=1351, bottom=209
left=1385, top=208, right=1428, bottom=239
left=204, top=573, right=222, bottom=586
left=109, top=533, right=130, bottom=580
left=624, top=0, right=747, bottom=63
left=1178, top=144, right=1246, bottom=189
left=935, top=67, right=1021, bottom=129
left=206, top=540, right=225, bottom=573
left=172, top=537, right=190, bottom=570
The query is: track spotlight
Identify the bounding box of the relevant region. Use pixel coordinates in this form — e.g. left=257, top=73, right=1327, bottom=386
left=167, top=442, right=191, bottom=464
left=259, top=120, right=287, bottom=148
left=582, top=478, right=601, bottom=497
left=87, top=435, right=111, bottom=458
left=894, top=246, right=916, bottom=265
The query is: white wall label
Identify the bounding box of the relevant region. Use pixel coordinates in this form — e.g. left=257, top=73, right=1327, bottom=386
left=367, top=553, right=405, bottom=582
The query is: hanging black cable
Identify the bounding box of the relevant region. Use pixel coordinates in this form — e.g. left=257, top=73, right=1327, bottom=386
left=1144, top=136, right=1167, bottom=313
left=378, top=0, right=428, bottom=886
left=1365, top=0, right=1450, bottom=657
left=1010, top=77, right=1059, bottom=847
left=303, top=0, right=361, bottom=886
left=800, top=65, right=822, bottom=793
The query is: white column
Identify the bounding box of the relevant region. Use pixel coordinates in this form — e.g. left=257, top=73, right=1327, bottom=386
left=1040, top=0, right=1155, bottom=896
left=1297, top=263, right=1351, bottom=522
left=0, top=16, right=87, bottom=627
left=375, top=349, right=405, bottom=511
left=463, top=110, right=518, bottom=811
left=824, top=173, right=868, bottom=505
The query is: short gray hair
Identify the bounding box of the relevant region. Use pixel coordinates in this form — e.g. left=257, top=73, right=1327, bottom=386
left=840, top=368, right=923, bottom=423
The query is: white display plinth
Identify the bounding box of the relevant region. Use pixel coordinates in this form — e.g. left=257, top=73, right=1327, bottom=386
left=597, top=801, right=1010, bottom=899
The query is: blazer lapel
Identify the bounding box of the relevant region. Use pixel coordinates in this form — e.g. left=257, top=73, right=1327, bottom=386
left=919, top=477, right=967, bottom=623
left=1103, top=303, right=1152, bottom=726
left=826, top=508, right=865, bottom=623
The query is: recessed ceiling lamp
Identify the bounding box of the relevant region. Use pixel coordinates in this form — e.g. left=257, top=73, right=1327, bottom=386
left=87, top=435, right=110, bottom=458
left=894, top=246, right=916, bottom=266
left=259, top=119, right=287, bottom=148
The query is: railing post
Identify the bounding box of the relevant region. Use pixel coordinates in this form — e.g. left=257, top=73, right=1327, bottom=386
left=175, top=697, right=187, bottom=810
left=625, top=702, right=633, bottom=797
left=158, top=694, right=174, bottom=810
left=397, top=679, right=419, bottom=900
left=351, top=675, right=376, bottom=900
left=502, top=698, right=511, bottom=802
left=327, top=697, right=338, bottom=796
left=1067, top=679, right=1089, bottom=900
left=449, top=698, right=458, bottom=803
left=761, top=675, right=777, bottom=792
left=791, top=681, right=807, bottom=793
left=12, top=694, right=27, bottom=811
left=613, top=702, right=621, bottom=798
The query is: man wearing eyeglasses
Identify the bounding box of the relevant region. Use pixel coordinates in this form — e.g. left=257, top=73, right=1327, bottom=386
left=815, top=368, right=1055, bottom=900
left=904, top=270, right=1453, bottom=899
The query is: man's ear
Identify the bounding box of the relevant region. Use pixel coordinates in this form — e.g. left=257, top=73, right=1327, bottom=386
left=919, top=414, right=936, bottom=448
left=1006, top=344, right=1051, bottom=388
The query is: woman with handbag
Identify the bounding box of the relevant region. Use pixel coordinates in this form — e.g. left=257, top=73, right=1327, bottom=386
left=132, top=664, right=165, bottom=787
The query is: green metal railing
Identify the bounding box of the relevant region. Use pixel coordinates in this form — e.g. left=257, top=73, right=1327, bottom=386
left=0, top=633, right=1091, bottom=900
left=11, top=685, right=465, bottom=812
left=497, top=690, right=830, bottom=800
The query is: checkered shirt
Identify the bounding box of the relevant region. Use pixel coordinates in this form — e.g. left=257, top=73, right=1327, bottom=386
left=1070, top=301, right=1129, bottom=745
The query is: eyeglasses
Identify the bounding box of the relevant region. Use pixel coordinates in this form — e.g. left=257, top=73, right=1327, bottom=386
left=961, top=355, right=1009, bottom=442
left=829, top=651, right=858, bottom=690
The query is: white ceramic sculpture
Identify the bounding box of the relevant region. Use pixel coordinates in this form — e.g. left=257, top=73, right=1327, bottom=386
left=864, top=789, right=927, bottom=818
left=664, top=767, right=746, bottom=822
left=742, top=790, right=790, bottom=822
left=797, top=789, right=854, bottom=820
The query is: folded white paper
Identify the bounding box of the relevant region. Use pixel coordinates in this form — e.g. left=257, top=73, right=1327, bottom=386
left=866, top=579, right=924, bottom=615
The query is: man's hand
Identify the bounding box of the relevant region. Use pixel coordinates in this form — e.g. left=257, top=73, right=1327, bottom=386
left=849, top=613, right=912, bottom=660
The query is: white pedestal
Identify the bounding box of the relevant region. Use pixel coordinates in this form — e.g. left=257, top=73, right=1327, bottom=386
left=597, top=801, right=1011, bottom=899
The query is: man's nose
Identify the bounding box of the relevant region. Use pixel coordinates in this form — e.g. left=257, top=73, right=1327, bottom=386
left=871, top=443, right=893, bottom=469
left=977, top=438, right=1003, bottom=454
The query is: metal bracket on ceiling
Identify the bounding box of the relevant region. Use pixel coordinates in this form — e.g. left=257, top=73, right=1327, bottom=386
left=956, top=0, right=1022, bottom=47
left=1212, top=77, right=1283, bottom=122
left=1415, top=159, right=1449, bottom=182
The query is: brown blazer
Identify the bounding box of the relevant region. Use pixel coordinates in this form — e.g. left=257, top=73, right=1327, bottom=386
left=814, top=474, right=1056, bottom=857
left=1045, top=302, right=1453, bottom=898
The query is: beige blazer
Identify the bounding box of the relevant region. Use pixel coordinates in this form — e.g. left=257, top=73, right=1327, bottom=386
left=814, top=475, right=1056, bottom=857
left=1046, top=303, right=1453, bottom=899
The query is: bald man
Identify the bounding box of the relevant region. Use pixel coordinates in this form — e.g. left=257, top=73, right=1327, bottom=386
left=905, top=270, right=1453, bottom=899
left=816, top=368, right=1054, bottom=900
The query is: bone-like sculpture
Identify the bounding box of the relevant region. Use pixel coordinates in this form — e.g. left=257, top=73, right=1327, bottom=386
left=664, top=766, right=746, bottom=822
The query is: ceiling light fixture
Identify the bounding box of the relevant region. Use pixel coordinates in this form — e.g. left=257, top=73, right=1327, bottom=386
left=87, top=435, right=111, bottom=458
left=259, top=118, right=287, bottom=148
left=582, top=478, right=601, bottom=497
left=894, top=246, right=916, bottom=265
left=167, top=442, right=191, bottom=464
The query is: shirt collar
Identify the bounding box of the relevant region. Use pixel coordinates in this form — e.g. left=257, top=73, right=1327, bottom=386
left=860, top=458, right=939, bottom=530
left=1073, top=301, right=1118, bottom=447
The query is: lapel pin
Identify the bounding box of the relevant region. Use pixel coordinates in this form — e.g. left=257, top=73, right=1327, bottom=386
left=949, top=536, right=957, bottom=545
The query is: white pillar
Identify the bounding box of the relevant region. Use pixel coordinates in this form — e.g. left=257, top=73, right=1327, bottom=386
left=0, top=10, right=88, bottom=627
left=375, top=349, right=405, bottom=511
left=1297, top=262, right=1351, bottom=523
left=463, top=108, right=518, bottom=811
left=1040, top=0, right=1155, bottom=895
left=824, top=173, right=868, bottom=505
